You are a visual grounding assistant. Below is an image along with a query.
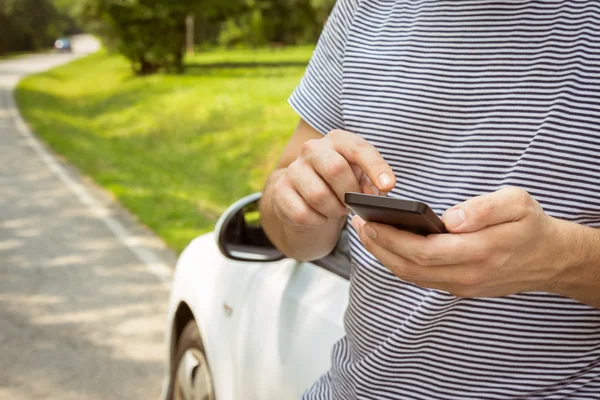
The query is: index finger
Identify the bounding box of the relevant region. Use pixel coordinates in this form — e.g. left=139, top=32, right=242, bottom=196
left=326, top=130, right=396, bottom=192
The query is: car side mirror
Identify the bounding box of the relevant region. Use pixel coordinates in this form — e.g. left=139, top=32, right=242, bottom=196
left=215, top=193, right=285, bottom=262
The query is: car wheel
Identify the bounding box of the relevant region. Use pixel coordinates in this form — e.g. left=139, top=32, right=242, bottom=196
left=169, top=320, right=215, bottom=400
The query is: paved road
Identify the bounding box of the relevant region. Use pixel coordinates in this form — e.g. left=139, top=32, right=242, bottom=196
left=0, top=36, right=177, bottom=399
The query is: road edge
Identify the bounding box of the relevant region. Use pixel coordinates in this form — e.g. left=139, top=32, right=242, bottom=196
left=7, top=64, right=176, bottom=289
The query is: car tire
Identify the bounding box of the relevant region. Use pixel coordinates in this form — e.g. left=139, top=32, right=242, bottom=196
left=168, top=320, right=216, bottom=400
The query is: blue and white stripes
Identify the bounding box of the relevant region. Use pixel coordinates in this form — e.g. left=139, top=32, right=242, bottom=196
left=291, top=0, right=600, bottom=398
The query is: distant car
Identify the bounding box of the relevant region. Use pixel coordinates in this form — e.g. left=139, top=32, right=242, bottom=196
left=54, top=38, right=72, bottom=53
left=161, top=193, right=351, bottom=400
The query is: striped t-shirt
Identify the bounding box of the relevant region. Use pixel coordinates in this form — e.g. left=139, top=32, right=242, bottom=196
left=289, top=0, right=600, bottom=399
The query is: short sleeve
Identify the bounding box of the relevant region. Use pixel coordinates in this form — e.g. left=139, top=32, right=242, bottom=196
left=289, top=0, right=359, bottom=135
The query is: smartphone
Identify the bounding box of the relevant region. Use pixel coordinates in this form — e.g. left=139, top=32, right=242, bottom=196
left=344, top=192, right=448, bottom=236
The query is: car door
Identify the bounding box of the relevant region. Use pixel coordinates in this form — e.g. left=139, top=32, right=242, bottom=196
left=232, top=234, right=350, bottom=399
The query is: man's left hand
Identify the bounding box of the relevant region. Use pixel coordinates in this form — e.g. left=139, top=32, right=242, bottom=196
left=351, top=187, right=573, bottom=298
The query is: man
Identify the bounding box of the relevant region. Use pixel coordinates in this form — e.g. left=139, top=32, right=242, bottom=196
left=260, top=0, right=600, bottom=398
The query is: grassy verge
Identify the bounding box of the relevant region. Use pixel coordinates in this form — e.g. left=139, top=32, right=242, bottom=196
left=16, top=46, right=312, bottom=252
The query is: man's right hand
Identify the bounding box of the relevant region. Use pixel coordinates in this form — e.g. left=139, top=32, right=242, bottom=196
left=271, top=129, right=396, bottom=229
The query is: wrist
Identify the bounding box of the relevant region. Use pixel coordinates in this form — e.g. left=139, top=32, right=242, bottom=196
left=550, top=217, right=600, bottom=298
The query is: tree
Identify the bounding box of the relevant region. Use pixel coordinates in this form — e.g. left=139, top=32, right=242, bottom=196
left=85, top=0, right=188, bottom=74
left=217, top=0, right=335, bottom=48
left=82, top=0, right=245, bottom=74
left=1, top=0, right=339, bottom=71
left=0, top=0, right=77, bottom=55
left=310, top=0, right=335, bottom=25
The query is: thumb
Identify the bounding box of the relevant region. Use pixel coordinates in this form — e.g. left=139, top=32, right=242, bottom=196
left=442, top=187, right=536, bottom=233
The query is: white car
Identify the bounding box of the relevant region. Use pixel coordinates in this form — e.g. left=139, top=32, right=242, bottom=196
left=162, top=193, right=351, bottom=400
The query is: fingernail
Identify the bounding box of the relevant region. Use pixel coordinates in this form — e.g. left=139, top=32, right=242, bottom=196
left=364, top=225, right=376, bottom=239
left=378, top=173, right=392, bottom=188
left=445, top=208, right=466, bottom=228
left=351, top=216, right=359, bottom=231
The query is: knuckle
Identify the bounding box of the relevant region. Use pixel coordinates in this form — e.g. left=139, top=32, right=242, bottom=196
left=515, top=189, right=531, bottom=206
left=506, top=186, right=532, bottom=208
left=500, top=186, right=518, bottom=195
left=288, top=206, right=312, bottom=226
left=286, top=163, right=304, bottom=186
left=413, top=249, right=433, bottom=266
left=325, top=157, right=348, bottom=178
left=327, top=129, right=346, bottom=140
left=305, top=187, right=330, bottom=207
left=473, top=243, right=491, bottom=263
left=354, top=137, right=372, bottom=150
left=287, top=159, right=302, bottom=174
left=275, top=170, right=291, bottom=187
left=349, top=139, right=371, bottom=159
left=301, top=139, right=320, bottom=156
left=459, top=270, right=484, bottom=287
left=472, top=249, right=488, bottom=264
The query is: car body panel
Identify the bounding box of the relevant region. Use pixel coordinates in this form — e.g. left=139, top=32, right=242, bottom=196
left=163, top=232, right=350, bottom=400
left=166, top=233, right=262, bottom=400
left=234, top=259, right=349, bottom=398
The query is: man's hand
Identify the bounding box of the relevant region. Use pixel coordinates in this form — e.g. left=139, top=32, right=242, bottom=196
left=351, top=187, right=572, bottom=298
left=272, top=129, right=396, bottom=229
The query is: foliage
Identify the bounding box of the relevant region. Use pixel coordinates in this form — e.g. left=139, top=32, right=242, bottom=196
left=218, top=0, right=335, bottom=47
left=16, top=46, right=313, bottom=252
left=0, top=0, right=79, bottom=55
left=82, top=0, right=250, bottom=74
left=217, top=8, right=267, bottom=47
left=1, top=0, right=335, bottom=71
left=310, top=0, right=336, bottom=24
left=86, top=0, right=187, bottom=74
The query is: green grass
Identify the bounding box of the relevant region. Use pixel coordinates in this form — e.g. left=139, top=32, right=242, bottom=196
left=16, top=46, right=313, bottom=252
